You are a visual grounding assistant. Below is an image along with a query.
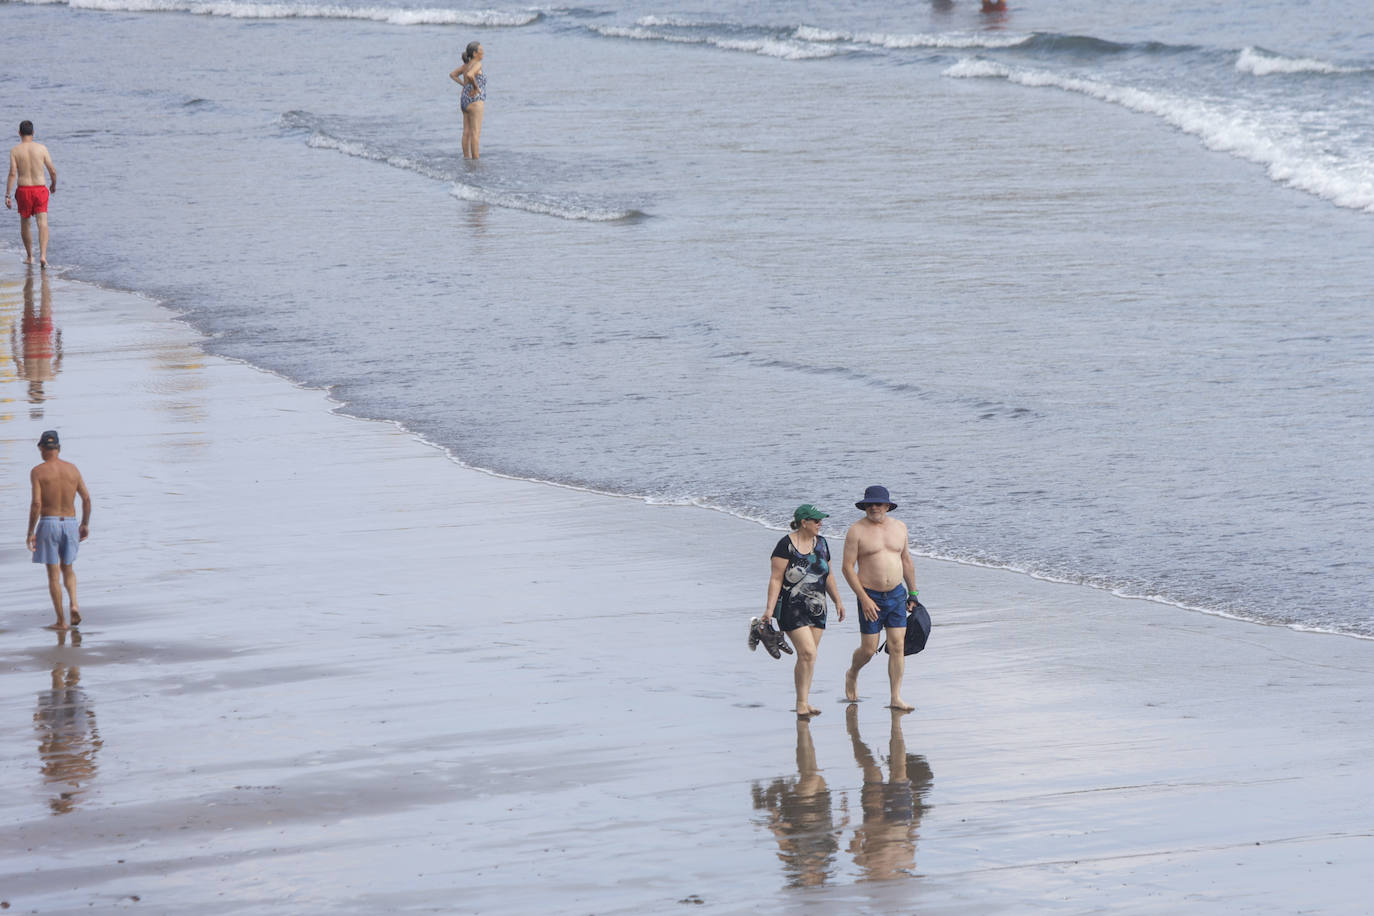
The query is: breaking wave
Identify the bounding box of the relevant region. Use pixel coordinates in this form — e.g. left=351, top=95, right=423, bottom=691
left=944, top=58, right=1374, bottom=214
left=15, top=0, right=540, bottom=27
left=1235, top=46, right=1365, bottom=76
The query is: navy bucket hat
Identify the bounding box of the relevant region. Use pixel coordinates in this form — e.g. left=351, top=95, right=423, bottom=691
left=855, top=485, right=896, bottom=510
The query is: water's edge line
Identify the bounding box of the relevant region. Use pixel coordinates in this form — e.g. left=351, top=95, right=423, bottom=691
left=33, top=263, right=1373, bottom=644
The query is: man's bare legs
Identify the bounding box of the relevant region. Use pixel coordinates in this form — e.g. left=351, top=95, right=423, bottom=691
left=44, top=563, right=79, bottom=628
left=36, top=213, right=48, bottom=267
left=62, top=563, right=80, bottom=625
left=845, top=629, right=912, bottom=709
left=884, top=626, right=913, bottom=710
left=788, top=626, right=824, bottom=717
left=845, top=632, right=881, bottom=701
left=44, top=563, right=66, bottom=628
left=17, top=214, right=49, bottom=267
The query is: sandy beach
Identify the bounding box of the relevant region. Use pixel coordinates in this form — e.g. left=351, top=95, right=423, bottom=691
left=3, top=271, right=1373, bottom=914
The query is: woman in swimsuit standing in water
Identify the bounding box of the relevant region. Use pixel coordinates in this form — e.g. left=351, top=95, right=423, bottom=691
left=449, top=41, right=486, bottom=159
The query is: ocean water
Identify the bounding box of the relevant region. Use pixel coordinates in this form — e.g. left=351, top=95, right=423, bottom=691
left=2, top=0, right=1371, bottom=634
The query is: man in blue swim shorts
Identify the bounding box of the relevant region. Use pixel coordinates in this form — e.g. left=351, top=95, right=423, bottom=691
left=842, top=485, right=918, bottom=711
left=26, top=430, right=92, bottom=630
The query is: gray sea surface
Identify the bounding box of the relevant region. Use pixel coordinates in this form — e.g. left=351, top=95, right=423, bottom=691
left=2, top=0, right=1371, bottom=633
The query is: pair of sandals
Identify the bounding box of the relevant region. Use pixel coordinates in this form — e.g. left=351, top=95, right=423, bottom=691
left=748, top=617, right=793, bottom=659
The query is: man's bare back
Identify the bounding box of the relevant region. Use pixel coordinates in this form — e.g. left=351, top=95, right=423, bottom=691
left=31, top=458, right=85, bottom=518
left=9, top=140, right=55, bottom=188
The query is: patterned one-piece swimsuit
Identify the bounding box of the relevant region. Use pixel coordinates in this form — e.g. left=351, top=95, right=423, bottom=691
left=461, top=72, right=486, bottom=112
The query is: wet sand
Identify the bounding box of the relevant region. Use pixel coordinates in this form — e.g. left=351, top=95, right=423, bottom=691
left=2, top=272, right=1373, bottom=914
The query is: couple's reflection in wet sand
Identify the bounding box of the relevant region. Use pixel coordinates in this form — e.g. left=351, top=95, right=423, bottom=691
left=752, top=705, right=932, bottom=886
left=34, top=629, right=101, bottom=815
left=9, top=270, right=62, bottom=419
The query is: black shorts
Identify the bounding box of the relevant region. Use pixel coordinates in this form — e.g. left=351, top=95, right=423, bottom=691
left=777, top=596, right=828, bottom=632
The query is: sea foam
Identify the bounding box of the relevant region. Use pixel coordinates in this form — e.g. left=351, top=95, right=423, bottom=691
left=793, top=24, right=1030, bottom=50
left=290, top=116, right=641, bottom=222
left=1236, top=46, right=1363, bottom=76
left=25, top=0, right=539, bottom=26
left=944, top=58, right=1374, bottom=213
left=592, top=22, right=838, bottom=60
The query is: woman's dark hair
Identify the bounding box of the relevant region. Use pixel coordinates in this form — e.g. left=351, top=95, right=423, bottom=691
left=462, top=41, right=481, bottom=63
left=789, top=519, right=802, bottom=530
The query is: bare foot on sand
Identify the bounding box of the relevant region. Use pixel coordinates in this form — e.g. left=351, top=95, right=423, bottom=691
left=844, top=668, right=860, bottom=702
left=40, top=260, right=47, bottom=270
left=45, top=623, right=70, bottom=631
left=71, top=608, right=81, bottom=626
left=888, top=699, right=915, bottom=712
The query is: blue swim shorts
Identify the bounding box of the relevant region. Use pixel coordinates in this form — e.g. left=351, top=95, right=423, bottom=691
left=859, top=584, right=909, bottom=635
left=32, top=516, right=80, bottom=566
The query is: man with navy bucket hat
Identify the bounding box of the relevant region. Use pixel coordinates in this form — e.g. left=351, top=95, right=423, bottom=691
left=842, top=485, right=917, bottom=711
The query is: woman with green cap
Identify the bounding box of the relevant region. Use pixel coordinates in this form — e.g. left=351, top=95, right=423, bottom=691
left=765, top=504, right=847, bottom=717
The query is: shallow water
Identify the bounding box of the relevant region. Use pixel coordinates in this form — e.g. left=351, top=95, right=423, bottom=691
left=1, top=0, right=1371, bottom=633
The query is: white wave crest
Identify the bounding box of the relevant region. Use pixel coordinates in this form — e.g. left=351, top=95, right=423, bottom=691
left=590, top=23, right=836, bottom=60
left=448, top=183, right=635, bottom=221
left=24, top=0, right=539, bottom=26
left=1236, top=46, right=1361, bottom=76
left=634, top=14, right=704, bottom=28
left=297, top=125, right=637, bottom=222
left=305, top=133, right=453, bottom=181
left=944, top=58, right=1374, bottom=213
left=794, top=24, right=1030, bottom=50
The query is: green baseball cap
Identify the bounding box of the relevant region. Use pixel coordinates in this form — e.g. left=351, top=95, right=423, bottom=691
left=793, top=504, right=829, bottom=522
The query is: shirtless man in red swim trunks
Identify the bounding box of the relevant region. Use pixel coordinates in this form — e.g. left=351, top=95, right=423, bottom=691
left=5, top=120, right=58, bottom=269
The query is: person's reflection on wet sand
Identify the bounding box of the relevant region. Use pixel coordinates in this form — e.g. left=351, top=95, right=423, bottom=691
left=845, top=704, right=933, bottom=880
left=10, top=270, right=62, bottom=416
left=34, top=629, right=101, bottom=815
left=751, top=719, right=842, bottom=887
